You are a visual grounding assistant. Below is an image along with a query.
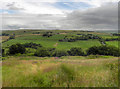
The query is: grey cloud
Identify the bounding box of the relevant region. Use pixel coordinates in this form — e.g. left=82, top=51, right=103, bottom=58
left=1, top=2, right=118, bottom=31
left=6, top=2, right=24, bottom=10
left=59, top=3, right=118, bottom=30
left=2, top=14, right=62, bottom=30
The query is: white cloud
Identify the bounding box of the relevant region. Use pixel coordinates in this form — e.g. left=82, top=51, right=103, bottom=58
left=58, top=3, right=118, bottom=30
left=2, top=13, right=65, bottom=30
left=61, top=0, right=119, bottom=8
left=0, top=1, right=65, bottom=14
left=0, top=1, right=118, bottom=31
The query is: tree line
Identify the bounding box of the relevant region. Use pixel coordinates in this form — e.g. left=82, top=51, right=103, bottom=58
left=59, top=34, right=101, bottom=42
left=2, top=43, right=120, bottom=57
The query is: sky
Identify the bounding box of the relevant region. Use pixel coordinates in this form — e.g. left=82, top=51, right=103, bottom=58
left=0, top=0, right=119, bottom=31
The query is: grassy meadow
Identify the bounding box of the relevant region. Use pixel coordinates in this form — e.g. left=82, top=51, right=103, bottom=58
left=2, top=56, right=118, bottom=87
left=1, top=30, right=119, bottom=87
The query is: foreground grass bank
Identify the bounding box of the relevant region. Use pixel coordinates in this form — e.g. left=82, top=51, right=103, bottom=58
left=2, top=56, right=118, bottom=87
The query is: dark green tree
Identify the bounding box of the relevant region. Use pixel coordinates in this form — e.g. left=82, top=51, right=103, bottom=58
left=87, top=46, right=99, bottom=55
left=9, top=43, right=26, bottom=54
left=2, top=49, right=5, bottom=57
left=53, top=50, right=68, bottom=57
left=87, top=45, right=120, bottom=56
left=68, top=47, right=84, bottom=56
left=34, top=47, right=50, bottom=57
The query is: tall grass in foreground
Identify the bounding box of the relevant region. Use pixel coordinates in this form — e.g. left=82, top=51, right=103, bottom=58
left=2, top=56, right=118, bottom=87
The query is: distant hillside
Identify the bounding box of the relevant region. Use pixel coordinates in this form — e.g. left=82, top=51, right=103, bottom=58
left=96, top=30, right=118, bottom=33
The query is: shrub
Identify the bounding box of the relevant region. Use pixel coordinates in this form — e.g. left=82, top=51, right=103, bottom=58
left=68, top=47, right=84, bottom=56
left=9, top=35, right=15, bottom=39
left=87, top=45, right=120, bottom=56
left=32, top=32, right=40, bottom=34
left=87, top=46, right=99, bottom=55
left=53, top=50, right=68, bottom=57
left=2, top=49, right=5, bottom=57
left=23, top=42, right=42, bottom=49
left=34, top=47, right=50, bottom=57
left=2, top=33, right=9, bottom=36
left=34, top=47, right=68, bottom=57
left=9, top=43, right=26, bottom=54
left=42, top=32, right=53, bottom=37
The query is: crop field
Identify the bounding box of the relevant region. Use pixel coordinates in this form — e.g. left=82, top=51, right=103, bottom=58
left=1, top=30, right=119, bottom=87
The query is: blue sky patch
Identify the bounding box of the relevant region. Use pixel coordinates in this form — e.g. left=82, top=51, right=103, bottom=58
left=53, top=2, right=92, bottom=10
left=0, top=9, right=17, bottom=14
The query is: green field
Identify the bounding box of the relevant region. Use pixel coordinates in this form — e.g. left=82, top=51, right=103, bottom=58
left=106, top=41, right=119, bottom=48
left=3, top=35, right=101, bottom=51
left=2, top=30, right=119, bottom=49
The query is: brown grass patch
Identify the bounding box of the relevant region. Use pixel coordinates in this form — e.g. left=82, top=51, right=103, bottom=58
left=54, top=43, right=58, bottom=47
left=57, top=58, right=118, bottom=66
left=15, top=34, right=42, bottom=38
left=2, top=36, right=9, bottom=41
left=59, top=33, right=66, bottom=34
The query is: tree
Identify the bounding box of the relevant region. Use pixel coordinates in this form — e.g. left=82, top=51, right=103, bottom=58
left=87, top=45, right=120, bottom=56
left=42, top=32, right=53, bottom=37
left=87, top=46, right=99, bottom=55
left=34, top=47, right=50, bottom=57
left=2, top=49, right=5, bottom=57
left=2, top=33, right=9, bottom=36
left=53, top=50, right=68, bottom=57
left=23, top=42, right=42, bottom=49
left=9, top=43, right=26, bottom=54
left=9, top=35, right=15, bottom=39
left=68, top=47, right=84, bottom=56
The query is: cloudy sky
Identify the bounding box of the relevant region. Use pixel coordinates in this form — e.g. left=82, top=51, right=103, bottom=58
left=0, top=0, right=119, bottom=31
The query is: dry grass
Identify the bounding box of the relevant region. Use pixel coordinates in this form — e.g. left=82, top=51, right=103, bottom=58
left=15, top=34, right=42, bottom=38
left=2, top=56, right=118, bottom=87
left=2, top=36, right=9, bottom=41
left=59, top=33, right=66, bottom=34
left=54, top=43, right=58, bottom=47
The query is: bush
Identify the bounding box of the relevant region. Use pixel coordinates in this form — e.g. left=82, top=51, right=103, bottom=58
left=53, top=50, right=68, bottom=57
left=9, top=43, right=26, bottom=54
left=68, top=47, right=84, bottom=56
left=9, top=35, right=15, bottom=39
left=2, top=33, right=9, bottom=36
left=34, top=47, right=50, bottom=57
left=87, top=45, right=120, bottom=56
left=42, top=32, right=53, bottom=37
left=23, top=42, right=42, bottom=49
left=35, top=47, right=68, bottom=57
left=2, top=49, right=5, bottom=57
left=86, top=46, right=99, bottom=55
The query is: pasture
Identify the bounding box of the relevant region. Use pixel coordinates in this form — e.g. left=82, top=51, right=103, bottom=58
left=2, top=30, right=113, bottom=50
left=3, top=35, right=101, bottom=50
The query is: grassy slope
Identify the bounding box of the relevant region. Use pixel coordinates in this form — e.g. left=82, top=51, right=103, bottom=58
left=3, top=34, right=101, bottom=50
left=2, top=30, right=119, bottom=49
left=2, top=56, right=118, bottom=87
left=106, top=41, right=119, bottom=48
